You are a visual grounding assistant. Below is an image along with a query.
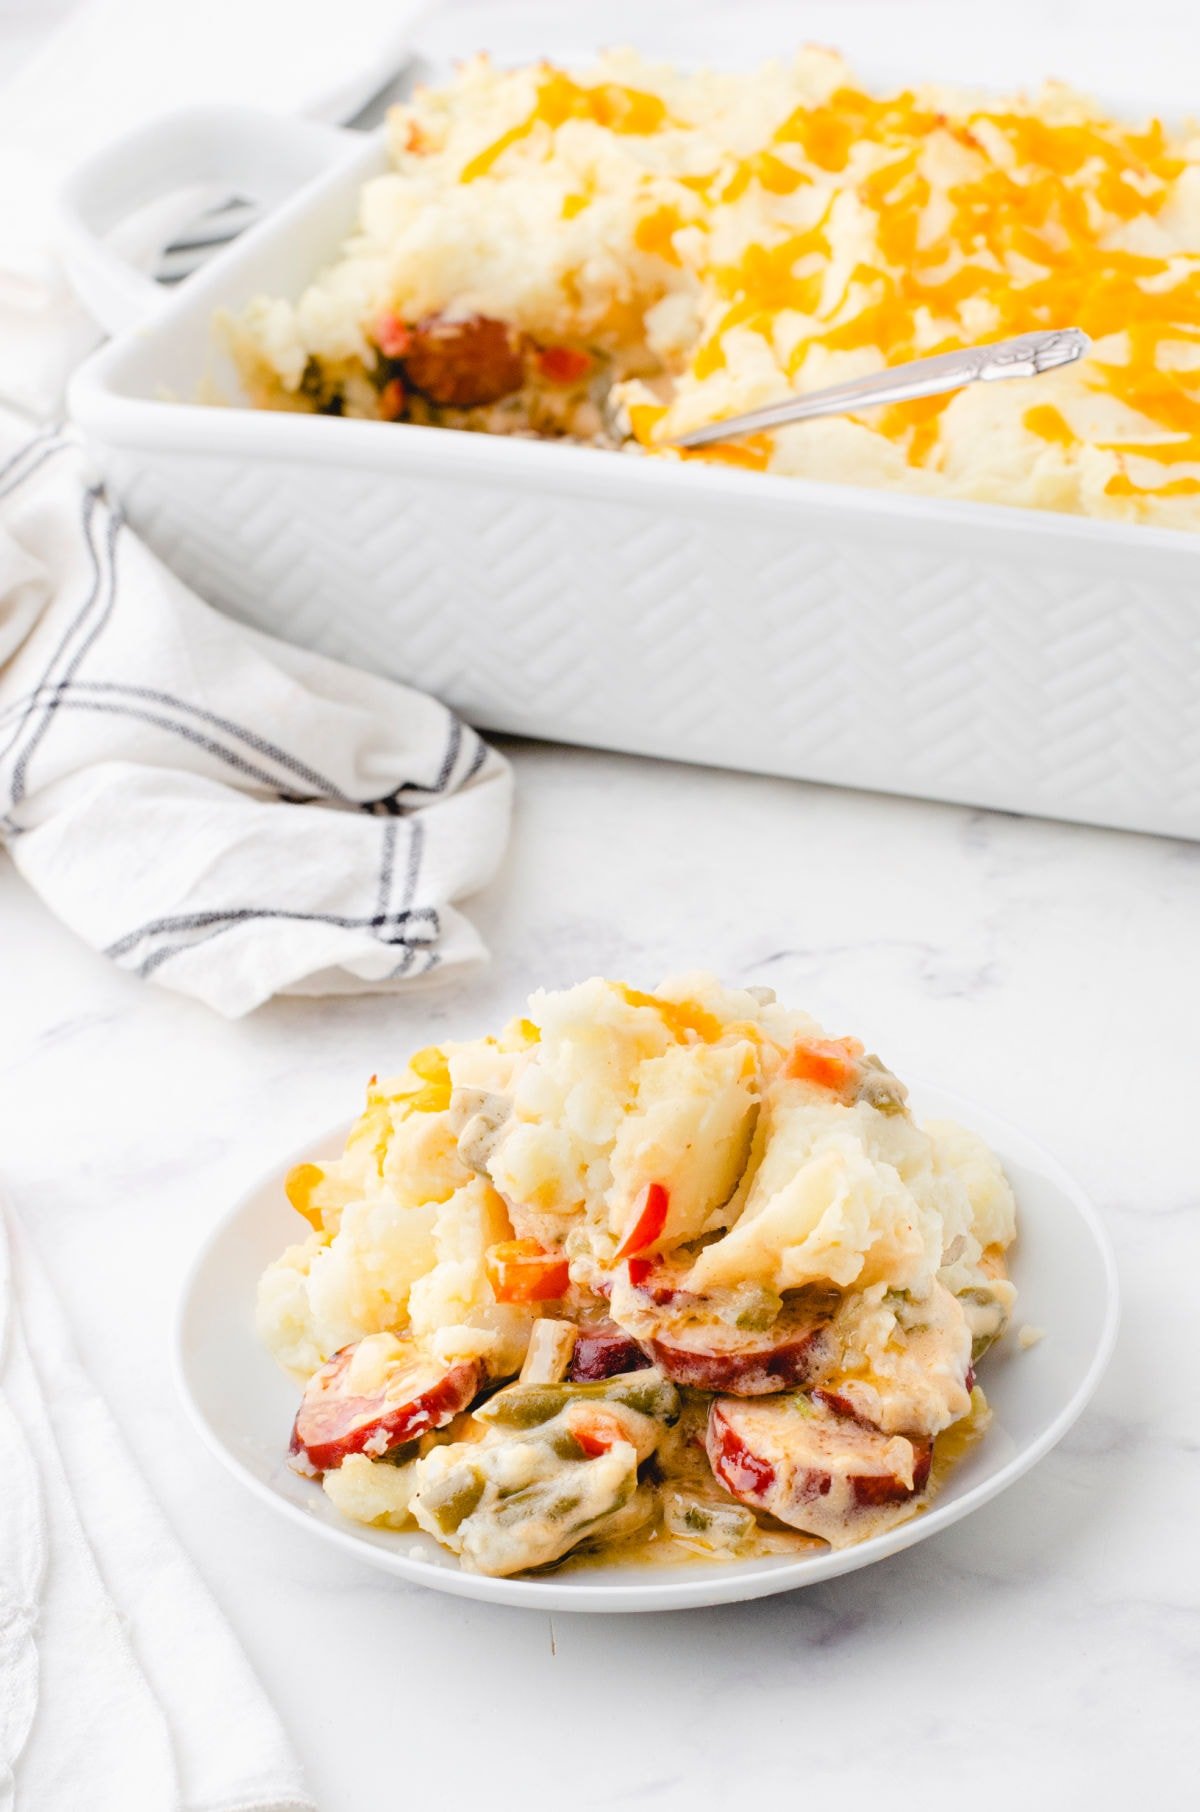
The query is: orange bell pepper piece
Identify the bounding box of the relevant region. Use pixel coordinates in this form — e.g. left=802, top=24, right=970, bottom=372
left=784, top=1037, right=864, bottom=1093
left=485, top=1239, right=570, bottom=1303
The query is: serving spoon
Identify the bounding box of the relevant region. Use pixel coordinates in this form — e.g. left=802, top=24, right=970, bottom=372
left=669, top=326, right=1089, bottom=449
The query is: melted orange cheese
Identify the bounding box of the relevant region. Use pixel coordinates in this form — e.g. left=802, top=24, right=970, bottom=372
left=290, top=54, right=1200, bottom=515
left=1024, top=403, right=1076, bottom=446
left=616, top=985, right=728, bottom=1044
left=692, top=82, right=1200, bottom=484
left=461, top=72, right=668, bottom=181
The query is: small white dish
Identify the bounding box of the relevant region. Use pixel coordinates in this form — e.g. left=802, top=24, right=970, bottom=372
left=175, top=1084, right=1118, bottom=1612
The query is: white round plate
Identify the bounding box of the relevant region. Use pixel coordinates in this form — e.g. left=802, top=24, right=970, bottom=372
left=175, top=1085, right=1118, bottom=1612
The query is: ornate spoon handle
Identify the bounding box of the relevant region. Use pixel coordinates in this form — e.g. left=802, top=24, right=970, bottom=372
left=670, top=327, right=1090, bottom=449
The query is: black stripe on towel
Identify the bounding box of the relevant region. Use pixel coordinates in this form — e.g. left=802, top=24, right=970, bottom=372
left=381, top=819, right=427, bottom=977
left=15, top=696, right=335, bottom=798
left=365, top=716, right=469, bottom=813
left=375, top=819, right=398, bottom=921
left=0, top=487, right=102, bottom=771
left=0, top=681, right=356, bottom=805
left=106, top=902, right=439, bottom=963
left=113, top=813, right=440, bottom=979
left=6, top=492, right=119, bottom=806
left=462, top=736, right=488, bottom=784
left=0, top=425, right=68, bottom=500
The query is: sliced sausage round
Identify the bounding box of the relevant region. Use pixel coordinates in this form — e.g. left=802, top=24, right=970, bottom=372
left=644, top=1304, right=832, bottom=1394
left=403, top=314, right=525, bottom=407
left=290, top=1339, right=481, bottom=1474
left=567, top=1321, right=651, bottom=1382
left=609, top=1267, right=833, bottom=1395
left=621, top=1255, right=697, bottom=1308
left=706, top=1395, right=932, bottom=1543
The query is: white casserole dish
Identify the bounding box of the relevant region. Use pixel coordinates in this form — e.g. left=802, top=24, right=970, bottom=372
left=61, top=104, right=1200, bottom=840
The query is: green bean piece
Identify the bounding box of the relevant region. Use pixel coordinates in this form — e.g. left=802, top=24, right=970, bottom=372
left=858, top=1060, right=909, bottom=1115
left=492, top=1482, right=576, bottom=1527
left=479, top=1372, right=680, bottom=1430
left=547, top=1428, right=589, bottom=1462
left=422, top=1470, right=485, bottom=1534
left=378, top=1438, right=420, bottom=1468
left=602, top=1375, right=680, bottom=1422
left=545, top=1494, right=584, bottom=1522
left=733, top=1288, right=783, bottom=1331
left=678, top=1500, right=754, bottom=1539
left=480, top=1383, right=568, bottom=1429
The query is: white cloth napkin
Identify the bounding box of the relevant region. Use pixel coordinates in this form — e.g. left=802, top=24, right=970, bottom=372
left=0, top=0, right=431, bottom=416
left=0, top=411, right=512, bottom=1016
left=0, top=1197, right=315, bottom=1812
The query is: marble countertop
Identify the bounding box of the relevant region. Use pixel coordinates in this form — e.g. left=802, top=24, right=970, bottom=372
left=4, top=737, right=1197, bottom=1808
left=5, top=3, right=1198, bottom=1801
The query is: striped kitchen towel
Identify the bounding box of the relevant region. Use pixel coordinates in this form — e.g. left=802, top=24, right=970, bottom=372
left=0, top=413, right=512, bottom=1016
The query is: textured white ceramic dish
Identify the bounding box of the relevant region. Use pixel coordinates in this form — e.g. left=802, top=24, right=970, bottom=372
left=58, top=100, right=1200, bottom=843
left=175, top=1082, right=1118, bottom=1612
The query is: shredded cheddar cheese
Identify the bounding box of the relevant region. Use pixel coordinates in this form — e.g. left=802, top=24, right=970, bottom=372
left=232, top=46, right=1200, bottom=530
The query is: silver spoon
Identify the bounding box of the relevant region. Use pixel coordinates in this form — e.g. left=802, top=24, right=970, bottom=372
left=669, top=326, right=1089, bottom=449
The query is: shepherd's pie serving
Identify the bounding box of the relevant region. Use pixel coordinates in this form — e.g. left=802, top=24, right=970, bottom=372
left=258, top=976, right=1017, bottom=1576
left=229, top=47, right=1200, bottom=529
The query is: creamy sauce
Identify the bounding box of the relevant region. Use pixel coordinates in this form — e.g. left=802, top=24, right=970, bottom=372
left=553, top=1386, right=993, bottom=1573
left=556, top=1515, right=825, bottom=1573
left=926, top=1386, right=993, bottom=1491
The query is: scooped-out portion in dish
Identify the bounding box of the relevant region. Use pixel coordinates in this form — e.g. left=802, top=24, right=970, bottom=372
left=228, top=46, right=1200, bottom=529
left=257, top=976, right=1017, bottom=1577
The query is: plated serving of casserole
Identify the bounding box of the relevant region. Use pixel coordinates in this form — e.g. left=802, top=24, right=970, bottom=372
left=257, top=976, right=1018, bottom=1578
left=230, top=47, right=1200, bottom=529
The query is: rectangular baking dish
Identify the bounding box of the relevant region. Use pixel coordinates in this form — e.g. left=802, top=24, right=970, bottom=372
left=61, top=103, right=1200, bottom=840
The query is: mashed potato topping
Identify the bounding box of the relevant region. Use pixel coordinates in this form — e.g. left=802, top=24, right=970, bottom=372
left=258, top=975, right=1018, bottom=1575
left=230, top=48, right=1200, bottom=528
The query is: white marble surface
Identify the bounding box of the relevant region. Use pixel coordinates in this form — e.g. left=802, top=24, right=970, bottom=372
left=4, top=0, right=1199, bottom=1804
left=4, top=738, right=1198, bottom=1807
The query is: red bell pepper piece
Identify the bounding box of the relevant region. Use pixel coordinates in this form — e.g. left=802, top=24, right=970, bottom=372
left=567, top=1408, right=628, bottom=1457
left=613, top=1181, right=669, bottom=1261
left=374, top=311, right=412, bottom=358
left=534, top=345, right=592, bottom=384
